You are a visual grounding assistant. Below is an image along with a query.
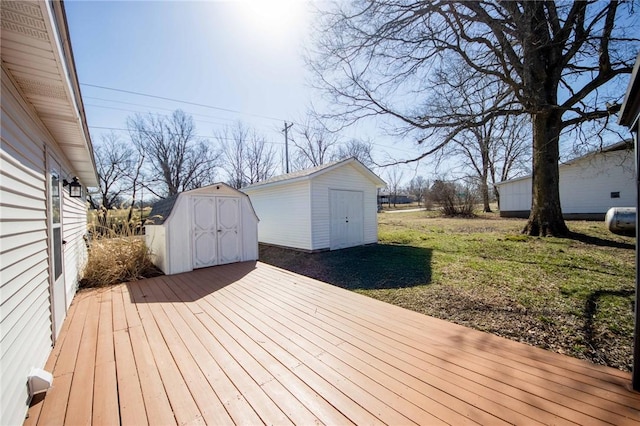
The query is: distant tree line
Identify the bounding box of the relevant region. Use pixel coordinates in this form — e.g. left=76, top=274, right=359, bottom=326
left=90, top=109, right=382, bottom=227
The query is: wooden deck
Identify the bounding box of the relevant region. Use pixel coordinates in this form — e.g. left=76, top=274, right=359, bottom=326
left=26, top=261, right=640, bottom=425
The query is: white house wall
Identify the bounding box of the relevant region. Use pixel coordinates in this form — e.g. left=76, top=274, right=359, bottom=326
left=498, top=178, right=531, bottom=213
left=560, top=150, right=634, bottom=213
left=62, top=192, right=89, bottom=307
left=498, top=150, right=635, bottom=217
left=240, top=198, right=259, bottom=261
left=1, top=68, right=89, bottom=426
left=310, top=164, right=379, bottom=250
left=245, top=181, right=313, bottom=250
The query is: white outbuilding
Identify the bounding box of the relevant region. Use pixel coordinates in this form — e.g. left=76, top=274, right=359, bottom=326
left=145, top=184, right=259, bottom=275
left=242, top=158, right=386, bottom=251
left=496, top=141, right=634, bottom=220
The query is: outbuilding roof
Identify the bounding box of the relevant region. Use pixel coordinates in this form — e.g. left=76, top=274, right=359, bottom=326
left=146, top=182, right=257, bottom=225
left=242, top=157, right=386, bottom=191
left=146, top=195, right=178, bottom=225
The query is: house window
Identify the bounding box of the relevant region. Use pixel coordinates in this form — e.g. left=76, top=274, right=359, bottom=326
left=611, top=191, right=620, bottom=199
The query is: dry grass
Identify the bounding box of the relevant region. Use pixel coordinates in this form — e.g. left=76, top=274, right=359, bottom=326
left=80, top=209, right=159, bottom=288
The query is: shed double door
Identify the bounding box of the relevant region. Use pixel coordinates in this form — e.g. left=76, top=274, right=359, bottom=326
left=330, top=190, right=364, bottom=250
left=192, top=196, right=241, bottom=268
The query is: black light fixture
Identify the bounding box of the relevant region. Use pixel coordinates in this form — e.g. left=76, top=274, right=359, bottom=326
left=63, top=177, right=82, bottom=198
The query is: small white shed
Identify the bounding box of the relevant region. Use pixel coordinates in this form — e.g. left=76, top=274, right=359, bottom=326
left=146, top=184, right=259, bottom=275
left=242, top=158, right=386, bottom=251
left=496, top=141, right=634, bottom=220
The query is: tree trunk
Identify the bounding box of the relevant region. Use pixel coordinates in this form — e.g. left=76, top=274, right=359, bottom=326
left=481, top=180, right=491, bottom=213
left=522, top=110, right=568, bottom=236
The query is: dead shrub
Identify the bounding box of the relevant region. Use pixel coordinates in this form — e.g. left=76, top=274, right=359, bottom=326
left=431, top=180, right=477, bottom=217
left=81, top=217, right=159, bottom=288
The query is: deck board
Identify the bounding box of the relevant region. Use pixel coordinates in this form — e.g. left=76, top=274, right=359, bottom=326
left=250, top=265, right=638, bottom=422
left=27, top=261, right=640, bottom=425
left=246, top=268, right=623, bottom=425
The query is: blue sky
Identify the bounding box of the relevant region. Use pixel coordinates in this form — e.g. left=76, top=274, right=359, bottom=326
left=65, top=1, right=635, bottom=186
left=65, top=0, right=428, bottom=183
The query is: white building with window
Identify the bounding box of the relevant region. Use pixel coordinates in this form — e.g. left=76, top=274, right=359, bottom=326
left=496, top=141, right=634, bottom=220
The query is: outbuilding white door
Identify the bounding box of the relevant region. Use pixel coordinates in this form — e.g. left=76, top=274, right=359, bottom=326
left=330, top=190, right=364, bottom=250
left=216, top=197, right=241, bottom=264
left=192, top=196, right=242, bottom=269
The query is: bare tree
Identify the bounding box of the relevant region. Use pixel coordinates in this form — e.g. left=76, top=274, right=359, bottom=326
left=424, top=65, right=531, bottom=212
left=217, top=121, right=277, bottom=188
left=89, top=132, right=137, bottom=226
left=128, top=109, right=219, bottom=197
left=245, top=132, right=277, bottom=185
left=407, top=176, right=429, bottom=207
left=336, top=139, right=374, bottom=167
left=218, top=122, right=249, bottom=189
left=310, top=1, right=638, bottom=236
left=126, top=149, right=146, bottom=224
left=386, top=167, right=404, bottom=207
left=291, top=114, right=338, bottom=169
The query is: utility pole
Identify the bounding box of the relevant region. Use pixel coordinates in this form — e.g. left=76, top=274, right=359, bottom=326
left=283, top=121, right=293, bottom=173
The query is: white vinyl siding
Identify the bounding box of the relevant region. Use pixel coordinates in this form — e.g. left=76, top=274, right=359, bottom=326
left=62, top=192, right=88, bottom=306
left=246, top=181, right=313, bottom=250
left=1, top=68, right=89, bottom=426
left=310, top=164, right=379, bottom=250
left=498, top=150, right=635, bottom=215
left=146, top=225, right=168, bottom=274
left=1, top=72, right=51, bottom=426
left=559, top=151, right=635, bottom=213
left=244, top=160, right=384, bottom=251
left=167, top=195, right=191, bottom=274
left=497, top=178, right=530, bottom=212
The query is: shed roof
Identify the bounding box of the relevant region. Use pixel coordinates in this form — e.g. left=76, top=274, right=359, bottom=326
left=146, top=195, right=178, bottom=225
left=146, top=183, right=256, bottom=225
left=242, top=157, right=386, bottom=191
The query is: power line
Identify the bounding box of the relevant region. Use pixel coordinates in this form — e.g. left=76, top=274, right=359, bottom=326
left=81, top=83, right=425, bottom=157
left=89, top=125, right=285, bottom=146
left=85, top=103, right=242, bottom=128
left=81, top=83, right=286, bottom=123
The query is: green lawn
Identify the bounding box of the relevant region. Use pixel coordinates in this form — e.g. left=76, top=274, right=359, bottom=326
left=260, top=211, right=636, bottom=371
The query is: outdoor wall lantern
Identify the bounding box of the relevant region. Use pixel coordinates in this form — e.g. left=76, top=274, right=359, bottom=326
left=63, top=177, right=82, bottom=198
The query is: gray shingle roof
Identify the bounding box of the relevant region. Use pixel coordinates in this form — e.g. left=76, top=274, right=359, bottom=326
left=146, top=195, right=178, bottom=225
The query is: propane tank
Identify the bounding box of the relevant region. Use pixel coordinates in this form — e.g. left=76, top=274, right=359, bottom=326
left=604, top=207, right=636, bottom=236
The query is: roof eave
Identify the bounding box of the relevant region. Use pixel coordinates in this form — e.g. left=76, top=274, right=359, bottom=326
left=618, top=52, right=640, bottom=129
left=243, top=158, right=387, bottom=191
left=1, top=1, right=98, bottom=187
